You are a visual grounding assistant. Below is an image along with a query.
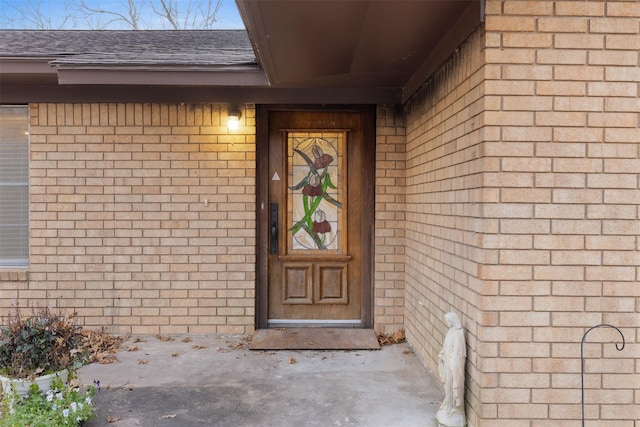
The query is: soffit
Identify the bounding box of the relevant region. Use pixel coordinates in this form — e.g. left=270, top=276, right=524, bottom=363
left=237, top=0, right=482, bottom=100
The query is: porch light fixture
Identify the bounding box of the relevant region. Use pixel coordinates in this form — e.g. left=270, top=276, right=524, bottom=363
left=227, top=105, right=241, bottom=131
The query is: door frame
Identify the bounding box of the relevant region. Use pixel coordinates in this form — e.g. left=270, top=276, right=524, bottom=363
left=255, top=105, right=376, bottom=329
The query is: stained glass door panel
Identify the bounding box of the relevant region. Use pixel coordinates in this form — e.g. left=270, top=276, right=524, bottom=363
left=287, top=132, right=346, bottom=253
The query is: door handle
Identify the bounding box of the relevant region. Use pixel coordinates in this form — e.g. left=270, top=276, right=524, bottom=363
left=270, top=203, right=278, bottom=254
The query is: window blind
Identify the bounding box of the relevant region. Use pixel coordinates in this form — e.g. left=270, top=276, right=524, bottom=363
left=0, top=106, right=29, bottom=267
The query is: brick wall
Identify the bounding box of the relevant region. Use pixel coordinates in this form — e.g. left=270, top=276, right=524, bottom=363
left=404, top=1, right=638, bottom=424
left=374, top=105, right=406, bottom=333
left=403, top=27, right=487, bottom=425
left=0, top=102, right=406, bottom=336
left=479, top=1, right=639, bottom=425
left=0, top=103, right=256, bottom=335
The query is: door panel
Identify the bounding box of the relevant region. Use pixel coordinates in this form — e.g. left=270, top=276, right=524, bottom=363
left=256, top=106, right=374, bottom=328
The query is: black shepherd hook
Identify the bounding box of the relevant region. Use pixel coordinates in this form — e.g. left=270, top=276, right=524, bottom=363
left=580, top=324, right=625, bottom=427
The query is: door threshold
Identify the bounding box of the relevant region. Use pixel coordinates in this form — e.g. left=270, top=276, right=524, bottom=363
left=250, top=327, right=380, bottom=350
left=267, top=319, right=362, bottom=328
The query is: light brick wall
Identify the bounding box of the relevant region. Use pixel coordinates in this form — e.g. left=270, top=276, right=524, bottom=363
left=0, top=102, right=407, bottom=336
left=480, top=0, right=639, bottom=425
left=404, top=1, right=639, bottom=425
left=0, top=103, right=256, bottom=335
left=403, top=27, right=487, bottom=425
left=374, top=105, right=406, bottom=333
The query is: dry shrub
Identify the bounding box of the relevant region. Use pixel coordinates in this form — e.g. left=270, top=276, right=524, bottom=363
left=0, top=308, right=84, bottom=378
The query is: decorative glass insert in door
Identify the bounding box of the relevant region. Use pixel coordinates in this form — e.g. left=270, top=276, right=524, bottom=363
left=287, top=132, right=346, bottom=252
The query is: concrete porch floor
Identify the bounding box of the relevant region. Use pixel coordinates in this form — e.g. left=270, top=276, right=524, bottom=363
left=80, top=334, right=443, bottom=427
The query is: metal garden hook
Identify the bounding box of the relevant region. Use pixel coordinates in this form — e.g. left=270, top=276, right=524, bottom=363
left=580, top=324, right=625, bottom=427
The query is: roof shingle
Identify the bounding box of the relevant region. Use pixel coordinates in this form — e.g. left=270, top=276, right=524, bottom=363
left=0, top=30, right=256, bottom=67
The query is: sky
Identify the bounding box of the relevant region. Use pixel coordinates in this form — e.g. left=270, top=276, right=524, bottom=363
left=0, top=0, right=245, bottom=30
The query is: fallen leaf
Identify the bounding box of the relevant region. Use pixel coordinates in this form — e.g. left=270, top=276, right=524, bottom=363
left=97, top=355, right=120, bottom=364
left=79, top=329, right=126, bottom=364
left=230, top=343, right=245, bottom=350
left=126, top=345, right=139, bottom=352
left=161, top=414, right=177, bottom=419
left=403, top=349, right=414, bottom=355
left=377, top=329, right=406, bottom=346
left=172, top=352, right=180, bottom=357
left=217, top=347, right=229, bottom=353
left=393, top=329, right=406, bottom=342
left=137, top=359, right=148, bottom=364
left=181, top=337, right=193, bottom=343
left=121, top=384, right=134, bottom=390
left=289, top=357, right=297, bottom=364
left=134, top=337, right=146, bottom=343
left=156, top=335, right=174, bottom=342
left=192, top=344, right=207, bottom=350
left=107, top=415, right=121, bottom=423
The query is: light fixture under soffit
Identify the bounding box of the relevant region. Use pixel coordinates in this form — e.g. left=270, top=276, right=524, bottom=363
left=227, top=105, right=241, bottom=131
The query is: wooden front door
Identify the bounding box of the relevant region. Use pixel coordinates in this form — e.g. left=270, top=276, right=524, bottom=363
left=256, top=106, right=374, bottom=328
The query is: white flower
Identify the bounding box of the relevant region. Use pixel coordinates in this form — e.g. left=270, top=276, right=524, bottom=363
left=52, top=404, right=58, bottom=410
left=78, top=402, right=84, bottom=410
left=71, top=402, right=77, bottom=412
left=46, top=393, right=54, bottom=402
left=56, top=392, right=64, bottom=400
left=85, top=396, right=93, bottom=405
left=62, top=409, right=70, bottom=417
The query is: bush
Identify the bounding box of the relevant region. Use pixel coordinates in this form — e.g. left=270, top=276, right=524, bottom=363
left=0, top=308, right=87, bottom=379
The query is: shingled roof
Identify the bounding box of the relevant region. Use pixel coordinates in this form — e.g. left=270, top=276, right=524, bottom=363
left=0, top=30, right=256, bottom=67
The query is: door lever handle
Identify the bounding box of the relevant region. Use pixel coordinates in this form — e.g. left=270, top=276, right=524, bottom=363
left=270, top=203, right=278, bottom=254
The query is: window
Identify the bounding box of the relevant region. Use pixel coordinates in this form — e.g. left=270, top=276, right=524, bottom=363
left=0, top=106, right=29, bottom=267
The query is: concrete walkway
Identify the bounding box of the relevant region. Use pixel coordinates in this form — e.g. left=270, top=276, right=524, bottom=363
left=80, top=334, right=443, bottom=427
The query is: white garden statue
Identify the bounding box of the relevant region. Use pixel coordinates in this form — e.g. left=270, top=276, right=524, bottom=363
left=436, top=312, right=467, bottom=427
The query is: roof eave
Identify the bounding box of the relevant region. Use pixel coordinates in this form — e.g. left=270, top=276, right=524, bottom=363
left=54, top=66, right=269, bottom=86
left=0, top=58, right=57, bottom=74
